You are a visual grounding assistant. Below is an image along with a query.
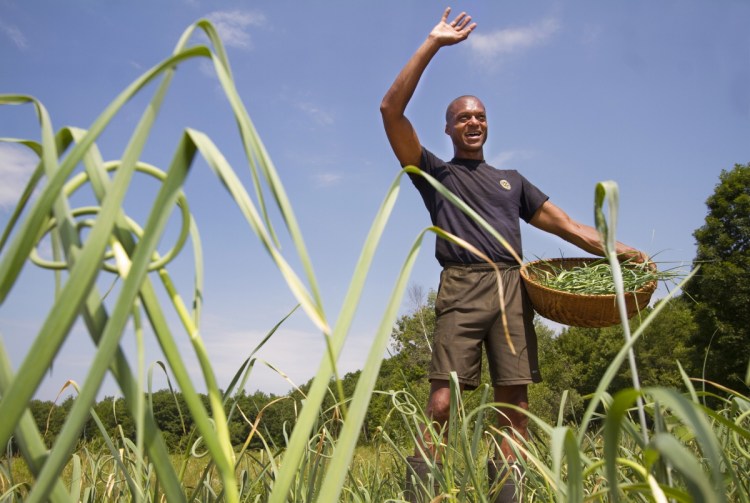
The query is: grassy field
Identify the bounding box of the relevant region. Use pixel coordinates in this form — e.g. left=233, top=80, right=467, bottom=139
left=3, top=378, right=749, bottom=502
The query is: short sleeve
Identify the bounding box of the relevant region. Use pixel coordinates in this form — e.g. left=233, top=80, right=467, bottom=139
left=518, top=175, right=549, bottom=223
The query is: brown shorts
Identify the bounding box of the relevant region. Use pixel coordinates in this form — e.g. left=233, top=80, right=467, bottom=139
left=429, top=262, right=541, bottom=389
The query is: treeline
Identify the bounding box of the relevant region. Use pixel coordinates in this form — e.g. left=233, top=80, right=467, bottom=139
left=23, top=388, right=298, bottom=453
left=17, top=295, right=698, bottom=454
left=20, top=338, right=427, bottom=455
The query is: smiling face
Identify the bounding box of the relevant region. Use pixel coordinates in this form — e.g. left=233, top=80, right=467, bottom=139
left=445, top=96, right=487, bottom=160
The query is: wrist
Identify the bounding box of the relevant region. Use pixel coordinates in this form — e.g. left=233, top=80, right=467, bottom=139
left=424, top=34, right=445, bottom=51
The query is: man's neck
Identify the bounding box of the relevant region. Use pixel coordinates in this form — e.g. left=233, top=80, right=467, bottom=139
left=453, top=149, right=484, bottom=161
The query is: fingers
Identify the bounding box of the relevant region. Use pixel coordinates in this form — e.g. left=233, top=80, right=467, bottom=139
left=617, top=248, right=649, bottom=264
left=441, top=7, right=451, bottom=23
left=450, top=12, right=471, bottom=29
left=633, top=250, right=649, bottom=264
left=441, top=7, right=474, bottom=30
left=433, top=7, right=476, bottom=43
left=449, top=11, right=476, bottom=35
left=640, top=251, right=652, bottom=265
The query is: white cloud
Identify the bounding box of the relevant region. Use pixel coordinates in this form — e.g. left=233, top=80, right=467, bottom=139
left=202, top=327, right=331, bottom=394
left=467, top=17, right=560, bottom=67
left=312, top=172, right=342, bottom=188
left=489, top=149, right=535, bottom=169
left=199, top=323, right=379, bottom=395
left=296, top=102, right=334, bottom=127
left=0, top=20, right=28, bottom=50
left=581, top=24, right=603, bottom=47
left=198, top=59, right=217, bottom=79
left=0, top=143, right=37, bottom=209
left=205, top=10, right=266, bottom=50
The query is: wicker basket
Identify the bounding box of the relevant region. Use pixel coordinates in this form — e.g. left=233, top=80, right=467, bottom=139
left=520, top=258, right=656, bottom=328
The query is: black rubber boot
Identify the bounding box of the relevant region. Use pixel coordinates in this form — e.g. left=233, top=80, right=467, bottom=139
left=487, top=459, right=523, bottom=503
left=403, top=455, right=442, bottom=503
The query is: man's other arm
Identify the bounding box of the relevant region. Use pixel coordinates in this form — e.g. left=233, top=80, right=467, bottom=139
left=530, top=201, right=647, bottom=262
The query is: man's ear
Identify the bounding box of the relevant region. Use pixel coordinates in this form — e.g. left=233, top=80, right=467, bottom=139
left=444, top=123, right=449, bottom=135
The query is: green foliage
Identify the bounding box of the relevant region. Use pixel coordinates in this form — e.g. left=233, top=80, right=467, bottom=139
left=372, top=285, right=435, bottom=437
left=632, top=298, right=699, bottom=388
left=4, top=282, right=717, bottom=502
left=685, top=162, right=750, bottom=388
left=389, top=286, right=435, bottom=383
left=555, top=298, right=697, bottom=397
left=25, top=399, right=69, bottom=448
left=528, top=322, right=584, bottom=426
left=6, top=377, right=750, bottom=502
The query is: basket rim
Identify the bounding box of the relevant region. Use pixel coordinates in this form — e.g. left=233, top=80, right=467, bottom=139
left=520, top=257, right=657, bottom=299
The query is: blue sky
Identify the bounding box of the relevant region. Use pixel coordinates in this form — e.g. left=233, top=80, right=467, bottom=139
left=1, top=1, right=748, bottom=401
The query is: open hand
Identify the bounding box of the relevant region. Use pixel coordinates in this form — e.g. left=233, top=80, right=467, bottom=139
left=429, top=7, right=476, bottom=46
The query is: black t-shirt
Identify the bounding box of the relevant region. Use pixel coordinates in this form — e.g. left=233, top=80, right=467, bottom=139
left=409, top=148, right=549, bottom=266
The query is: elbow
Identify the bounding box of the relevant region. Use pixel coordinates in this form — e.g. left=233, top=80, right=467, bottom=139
left=380, top=93, right=402, bottom=120
left=379, top=99, right=393, bottom=119
left=380, top=103, right=402, bottom=131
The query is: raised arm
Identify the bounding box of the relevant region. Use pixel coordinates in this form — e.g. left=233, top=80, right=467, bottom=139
left=380, top=8, right=476, bottom=167
left=530, top=201, right=647, bottom=262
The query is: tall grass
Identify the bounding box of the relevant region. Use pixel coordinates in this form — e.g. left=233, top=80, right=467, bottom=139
left=1, top=18, right=749, bottom=503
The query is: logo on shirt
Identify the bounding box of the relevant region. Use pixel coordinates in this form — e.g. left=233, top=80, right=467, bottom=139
left=499, top=179, right=511, bottom=191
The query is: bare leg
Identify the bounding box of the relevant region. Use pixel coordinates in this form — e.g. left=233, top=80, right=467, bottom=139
left=415, top=379, right=462, bottom=460
left=488, top=384, right=529, bottom=503
left=494, top=384, right=529, bottom=462
left=405, top=379, right=460, bottom=502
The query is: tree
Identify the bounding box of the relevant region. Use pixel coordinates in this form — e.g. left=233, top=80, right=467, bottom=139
left=555, top=324, right=624, bottom=397
left=553, top=299, right=697, bottom=399
left=684, top=163, right=750, bottom=389
left=25, top=399, right=67, bottom=449
left=89, top=396, right=136, bottom=444
left=528, top=322, right=584, bottom=426
left=632, top=297, right=697, bottom=388
left=150, top=390, right=190, bottom=451
left=388, top=285, right=435, bottom=383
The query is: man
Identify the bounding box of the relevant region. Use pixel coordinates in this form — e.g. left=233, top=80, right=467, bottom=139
left=380, top=8, right=645, bottom=503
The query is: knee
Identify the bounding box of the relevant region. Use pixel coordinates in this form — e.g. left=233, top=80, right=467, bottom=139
left=494, top=384, right=530, bottom=429
left=426, top=389, right=451, bottom=423
left=494, top=384, right=528, bottom=408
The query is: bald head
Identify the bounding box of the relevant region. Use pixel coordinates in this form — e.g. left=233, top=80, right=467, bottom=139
left=445, top=95, right=485, bottom=123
